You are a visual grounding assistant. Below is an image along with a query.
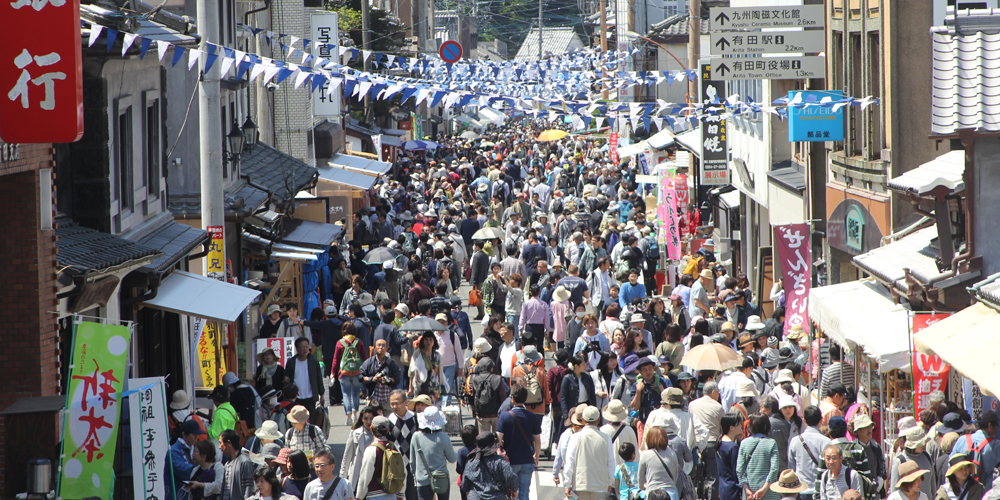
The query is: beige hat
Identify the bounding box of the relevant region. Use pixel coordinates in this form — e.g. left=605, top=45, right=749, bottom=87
left=169, top=390, right=192, bottom=410
left=720, top=321, right=737, bottom=333
left=287, top=405, right=310, bottom=424
left=664, top=387, right=685, bottom=405
left=775, top=369, right=795, bottom=384
left=895, top=461, right=929, bottom=488
left=267, top=303, right=282, bottom=315
left=582, top=406, right=601, bottom=423
left=735, top=380, right=759, bottom=398
left=903, top=426, right=930, bottom=450
left=787, top=324, right=806, bottom=339
left=255, top=420, right=284, bottom=441
left=553, top=286, right=571, bottom=302
left=474, top=337, right=492, bottom=354
left=771, top=469, right=809, bottom=494
left=946, top=453, right=976, bottom=477
left=603, top=400, right=628, bottom=423
left=408, top=394, right=433, bottom=411
left=852, top=413, right=874, bottom=430
left=699, top=269, right=714, bottom=279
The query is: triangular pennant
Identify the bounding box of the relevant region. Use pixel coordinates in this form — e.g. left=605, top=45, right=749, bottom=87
left=122, top=33, right=138, bottom=55
left=88, top=25, right=104, bottom=47
left=275, top=67, right=295, bottom=83
left=187, top=48, right=202, bottom=70
left=105, top=28, right=119, bottom=52
left=139, top=37, right=152, bottom=59
left=219, top=55, right=236, bottom=77
left=172, top=46, right=186, bottom=67
left=294, top=70, right=310, bottom=89
left=204, top=53, right=219, bottom=72
left=156, top=40, right=170, bottom=61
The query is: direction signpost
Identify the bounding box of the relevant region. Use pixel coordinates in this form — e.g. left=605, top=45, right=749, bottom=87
left=710, top=5, right=825, bottom=30
left=710, top=30, right=824, bottom=56
left=709, top=56, right=826, bottom=80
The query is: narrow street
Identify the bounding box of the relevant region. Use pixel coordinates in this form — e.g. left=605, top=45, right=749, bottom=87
left=324, top=280, right=564, bottom=500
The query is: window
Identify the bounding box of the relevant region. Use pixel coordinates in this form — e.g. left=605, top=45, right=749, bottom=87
left=117, top=105, right=134, bottom=213
left=866, top=32, right=882, bottom=159
left=849, top=33, right=862, bottom=156
left=221, top=104, right=228, bottom=179
left=145, top=96, right=161, bottom=197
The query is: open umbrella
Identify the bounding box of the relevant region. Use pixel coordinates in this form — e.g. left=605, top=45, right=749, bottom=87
left=680, top=343, right=743, bottom=372
left=460, top=131, right=480, bottom=139
left=479, top=141, right=496, bottom=148
left=362, top=247, right=398, bottom=265
left=489, top=226, right=505, bottom=239
left=399, top=316, right=445, bottom=332
left=537, top=129, right=568, bottom=142
left=472, top=227, right=497, bottom=241
left=402, top=140, right=441, bottom=151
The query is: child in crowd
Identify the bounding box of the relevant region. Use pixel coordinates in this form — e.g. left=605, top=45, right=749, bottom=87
left=456, top=424, right=479, bottom=500
left=614, top=442, right=640, bottom=500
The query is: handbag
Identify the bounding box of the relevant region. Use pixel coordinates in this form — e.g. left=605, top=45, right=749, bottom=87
left=418, top=448, right=450, bottom=494
left=469, top=288, right=483, bottom=307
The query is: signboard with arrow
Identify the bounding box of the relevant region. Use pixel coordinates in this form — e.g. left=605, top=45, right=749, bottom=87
left=710, top=5, right=825, bottom=30
left=708, top=56, right=825, bottom=80
left=710, top=30, right=823, bottom=56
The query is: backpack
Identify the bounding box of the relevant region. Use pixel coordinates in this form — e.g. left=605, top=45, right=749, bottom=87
left=964, top=435, right=995, bottom=482
left=683, top=256, right=703, bottom=277
left=615, top=258, right=632, bottom=281
left=339, top=337, right=363, bottom=374
left=732, top=402, right=752, bottom=439
left=520, top=364, right=544, bottom=405
left=821, top=467, right=875, bottom=500
left=374, top=442, right=406, bottom=494
left=474, top=374, right=502, bottom=416
left=168, top=413, right=207, bottom=444
left=645, top=236, right=660, bottom=261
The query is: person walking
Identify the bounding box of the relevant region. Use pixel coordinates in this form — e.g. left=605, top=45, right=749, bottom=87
left=387, top=390, right=418, bottom=500
left=470, top=241, right=490, bottom=320
left=169, top=390, right=209, bottom=443
left=169, top=420, right=206, bottom=500
left=601, top=400, right=639, bottom=466
left=409, top=331, right=447, bottom=403
left=469, top=356, right=506, bottom=434
left=208, top=387, right=239, bottom=442
left=949, top=410, right=1000, bottom=488
left=341, top=406, right=378, bottom=489
left=245, top=467, right=298, bottom=500
left=565, top=406, right=617, bottom=500
left=359, top=339, right=400, bottom=415
left=410, top=406, right=457, bottom=500
left=691, top=381, right=725, bottom=500
left=890, top=427, right=941, bottom=499
left=788, top=406, right=832, bottom=500
left=255, top=348, right=286, bottom=396
left=354, top=416, right=406, bottom=500
left=934, top=454, right=985, bottom=500
left=498, top=382, right=544, bottom=498
left=283, top=337, right=325, bottom=422
left=278, top=451, right=314, bottom=500
left=769, top=470, right=809, bottom=500
left=284, top=405, right=329, bottom=459
left=819, top=444, right=864, bottom=500
left=187, top=440, right=224, bottom=500
left=301, top=450, right=353, bottom=500
left=638, top=426, right=681, bottom=500
left=519, top=284, right=552, bottom=354
left=461, top=432, right=520, bottom=500
left=737, top=414, right=782, bottom=500
left=560, top=353, right=598, bottom=437
left=220, top=429, right=258, bottom=500
left=717, top=414, right=744, bottom=500
left=510, top=345, right=551, bottom=415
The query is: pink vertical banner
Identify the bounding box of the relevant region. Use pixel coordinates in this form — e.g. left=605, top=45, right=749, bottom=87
left=661, top=177, right=682, bottom=259
left=775, top=223, right=811, bottom=338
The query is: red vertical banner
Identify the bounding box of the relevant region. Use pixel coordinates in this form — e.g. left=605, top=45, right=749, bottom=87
left=0, top=0, right=83, bottom=142
left=609, top=132, right=619, bottom=166
left=774, top=224, right=811, bottom=338
left=911, top=313, right=951, bottom=413
left=675, top=172, right=689, bottom=208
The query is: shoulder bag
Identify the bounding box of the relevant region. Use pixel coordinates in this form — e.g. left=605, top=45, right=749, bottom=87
left=320, top=477, right=342, bottom=500
left=418, top=444, right=451, bottom=494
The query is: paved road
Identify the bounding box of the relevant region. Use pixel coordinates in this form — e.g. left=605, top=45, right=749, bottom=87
left=322, top=281, right=565, bottom=500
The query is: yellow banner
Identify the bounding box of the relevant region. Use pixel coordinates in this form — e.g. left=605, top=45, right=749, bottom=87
left=195, top=319, right=227, bottom=388
left=207, top=225, right=225, bottom=276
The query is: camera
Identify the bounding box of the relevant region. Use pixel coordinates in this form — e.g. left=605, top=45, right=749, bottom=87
left=266, top=82, right=279, bottom=92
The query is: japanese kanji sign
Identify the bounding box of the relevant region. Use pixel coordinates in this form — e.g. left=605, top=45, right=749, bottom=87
left=127, top=377, right=169, bottom=500
left=710, top=5, right=825, bottom=30
left=659, top=174, right=682, bottom=260
left=206, top=226, right=225, bottom=278
left=311, top=12, right=341, bottom=117
left=0, top=0, right=83, bottom=142
left=774, top=223, right=811, bottom=339
left=710, top=30, right=824, bottom=56
left=709, top=56, right=825, bottom=81
left=60, top=320, right=131, bottom=498
left=194, top=318, right=226, bottom=388
left=255, top=338, right=294, bottom=369
left=699, top=62, right=729, bottom=185
left=912, top=313, right=951, bottom=414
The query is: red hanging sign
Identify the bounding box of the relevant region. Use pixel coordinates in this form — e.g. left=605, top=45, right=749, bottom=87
left=609, top=132, right=619, bottom=166
left=912, top=313, right=951, bottom=413
left=675, top=172, right=689, bottom=208
left=0, top=0, right=83, bottom=143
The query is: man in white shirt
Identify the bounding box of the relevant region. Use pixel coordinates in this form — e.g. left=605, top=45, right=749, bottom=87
left=302, top=449, right=353, bottom=500
left=499, top=322, right=520, bottom=390
left=564, top=406, right=616, bottom=500
left=718, top=356, right=754, bottom=412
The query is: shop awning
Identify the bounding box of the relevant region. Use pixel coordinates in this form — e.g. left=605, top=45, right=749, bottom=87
left=914, top=302, right=1000, bottom=396
left=647, top=128, right=676, bottom=150
left=809, top=279, right=911, bottom=372
left=329, top=153, right=392, bottom=175
left=887, top=150, right=965, bottom=196
left=719, top=190, right=740, bottom=209
left=317, top=164, right=379, bottom=190
left=281, top=218, right=342, bottom=248
left=617, top=141, right=648, bottom=157
left=674, top=128, right=701, bottom=158
left=852, top=227, right=943, bottom=293
left=140, top=270, right=261, bottom=323
left=381, top=135, right=403, bottom=147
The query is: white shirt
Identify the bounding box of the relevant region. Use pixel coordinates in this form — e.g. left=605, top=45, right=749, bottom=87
left=302, top=477, right=352, bottom=500
left=295, top=358, right=313, bottom=399
left=564, top=425, right=616, bottom=490
left=718, top=370, right=751, bottom=411
left=500, top=340, right=518, bottom=378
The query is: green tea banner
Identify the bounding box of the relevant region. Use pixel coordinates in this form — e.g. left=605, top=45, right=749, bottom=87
left=60, top=320, right=132, bottom=499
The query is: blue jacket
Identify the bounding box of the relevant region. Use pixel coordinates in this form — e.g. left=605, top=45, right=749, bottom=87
left=167, top=440, right=195, bottom=500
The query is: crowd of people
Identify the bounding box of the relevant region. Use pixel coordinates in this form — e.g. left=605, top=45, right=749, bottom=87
left=163, top=118, right=1000, bottom=500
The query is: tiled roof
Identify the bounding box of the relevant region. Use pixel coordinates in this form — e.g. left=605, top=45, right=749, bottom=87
left=56, top=216, right=159, bottom=275
left=852, top=227, right=943, bottom=293
left=130, top=218, right=210, bottom=274
left=886, top=150, right=965, bottom=195
left=240, top=143, right=319, bottom=202
left=931, top=30, right=1000, bottom=135
left=659, top=18, right=710, bottom=37
left=514, top=28, right=587, bottom=60
left=167, top=179, right=270, bottom=217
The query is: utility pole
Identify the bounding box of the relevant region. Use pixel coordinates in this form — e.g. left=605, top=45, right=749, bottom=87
left=687, top=0, right=699, bottom=103
left=196, top=0, right=223, bottom=279
left=361, top=0, right=372, bottom=123
left=538, top=0, right=543, bottom=59
left=600, top=0, right=608, bottom=99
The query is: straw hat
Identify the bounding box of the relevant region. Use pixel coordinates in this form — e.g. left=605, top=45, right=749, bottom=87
left=787, top=324, right=806, bottom=339
left=775, top=369, right=795, bottom=385
left=735, top=380, right=759, bottom=398
left=408, top=394, right=433, bottom=411
left=903, top=426, right=930, bottom=450
left=699, top=269, right=714, bottom=279
left=895, top=461, right=929, bottom=488
left=256, top=347, right=278, bottom=364
left=603, top=400, right=628, bottom=423
left=287, top=405, right=310, bottom=424
left=947, top=453, right=976, bottom=477
left=771, top=469, right=809, bottom=494
left=745, top=316, right=766, bottom=331
left=169, top=390, right=192, bottom=410
left=553, top=286, right=571, bottom=302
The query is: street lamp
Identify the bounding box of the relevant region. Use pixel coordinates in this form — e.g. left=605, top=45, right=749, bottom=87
left=241, top=116, right=259, bottom=151
left=224, top=120, right=246, bottom=165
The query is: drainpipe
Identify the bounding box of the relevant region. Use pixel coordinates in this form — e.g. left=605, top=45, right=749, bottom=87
left=968, top=272, right=1000, bottom=305
left=121, top=269, right=162, bottom=307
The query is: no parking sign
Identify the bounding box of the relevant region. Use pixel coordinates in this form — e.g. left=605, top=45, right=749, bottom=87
left=440, top=40, right=462, bottom=63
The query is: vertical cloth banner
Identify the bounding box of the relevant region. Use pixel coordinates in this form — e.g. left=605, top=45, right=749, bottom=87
left=194, top=318, right=227, bottom=388
left=372, top=134, right=383, bottom=161
left=609, top=132, right=619, bottom=166
left=774, top=223, right=811, bottom=338
left=60, top=320, right=132, bottom=499
left=911, top=313, right=951, bottom=413
left=659, top=175, right=682, bottom=260
left=127, top=377, right=170, bottom=500
left=964, top=377, right=1000, bottom=421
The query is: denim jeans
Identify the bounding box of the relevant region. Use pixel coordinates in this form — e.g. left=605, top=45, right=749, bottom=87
left=417, top=483, right=449, bottom=500
left=509, top=463, right=534, bottom=500
left=442, top=364, right=457, bottom=406
left=339, top=375, right=361, bottom=414
left=506, top=314, right=520, bottom=340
